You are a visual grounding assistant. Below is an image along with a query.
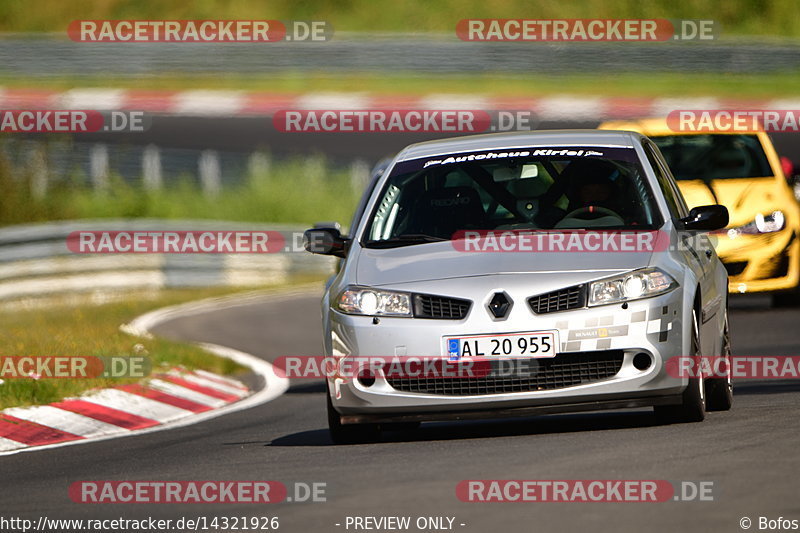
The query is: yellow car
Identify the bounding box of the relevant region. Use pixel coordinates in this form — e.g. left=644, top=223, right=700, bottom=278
left=599, top=118, right=800, bottom=305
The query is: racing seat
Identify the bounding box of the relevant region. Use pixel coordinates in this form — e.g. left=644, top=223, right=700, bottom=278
left=407, top=186, right=486, bottom=239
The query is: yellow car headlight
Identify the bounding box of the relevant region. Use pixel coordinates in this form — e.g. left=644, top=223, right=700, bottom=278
left=728, top=210, right=785, bottom=237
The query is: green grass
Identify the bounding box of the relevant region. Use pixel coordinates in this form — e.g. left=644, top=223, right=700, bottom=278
left=2, top=71, right=799, bottom=99
left=3, top=0, right=800, bottom=37
left=0, top=279, right=322, bottom=409
left=0, top=152, right=363, bottom=227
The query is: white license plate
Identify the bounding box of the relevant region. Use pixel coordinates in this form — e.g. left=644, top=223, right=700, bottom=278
left=444, top=330, right=559, bottom=360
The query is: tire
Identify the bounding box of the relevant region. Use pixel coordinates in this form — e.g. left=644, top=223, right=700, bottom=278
left=706, top=312, right=733, bottom=411
left=655, top=308, right=706, bottom=424
left=327, top=386, right=380, bottom=445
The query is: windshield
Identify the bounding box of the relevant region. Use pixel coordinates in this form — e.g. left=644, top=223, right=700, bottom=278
left=363, top=146, right=661, bottom=246
left=651, top=134, right=773, bottom=181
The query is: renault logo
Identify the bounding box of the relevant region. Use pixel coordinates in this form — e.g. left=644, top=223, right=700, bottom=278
left=487, top=292, right=513, bottom=319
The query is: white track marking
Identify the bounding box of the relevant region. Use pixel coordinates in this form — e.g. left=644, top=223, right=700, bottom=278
left=650, top=97, right=721, bottom=117
left=3, top=406, right=122, bottom=438
left=419, top=94, right=490, bottom=110
left=173, top=90, right=245, bottom=116
left=0, top=437, right=26, bottom=452
left=535, top=96, right=608, bottom=121
left=194, top=368, right=249, bottom=390
left=58, top=88, right=126, bottom=110
left=167, top=370, right=250, bottom=397
left=296, top=92, right=371, bottom=109
left=147, top=378, right=227, bottom=407
left=79, top=388, right=193, bottom=422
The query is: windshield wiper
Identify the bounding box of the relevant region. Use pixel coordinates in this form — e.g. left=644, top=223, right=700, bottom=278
left=365, top=234, right=448, bottom=248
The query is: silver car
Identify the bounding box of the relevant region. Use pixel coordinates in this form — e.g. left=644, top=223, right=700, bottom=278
left=305, top=130, right=732, bottom=444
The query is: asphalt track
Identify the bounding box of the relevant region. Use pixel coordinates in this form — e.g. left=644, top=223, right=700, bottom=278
left=1, top=289, right=799, bottom=533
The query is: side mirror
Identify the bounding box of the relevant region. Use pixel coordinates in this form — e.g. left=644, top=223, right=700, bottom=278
left=681, top=205, right=729, bottom=231
left=303, top=226, right=349, bottom=258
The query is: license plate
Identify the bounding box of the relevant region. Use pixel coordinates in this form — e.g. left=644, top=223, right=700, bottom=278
left=444, top=330, right=559, bottom=360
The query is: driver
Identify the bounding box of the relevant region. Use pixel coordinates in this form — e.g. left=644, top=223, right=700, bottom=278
left=552, top=160, right=627, bottom=229
left=569, top=161, right=622, bottom=213
left=577, top=176, right=614, bottom=208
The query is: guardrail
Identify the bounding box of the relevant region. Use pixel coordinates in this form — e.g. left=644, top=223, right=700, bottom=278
left=3, top=35, right=800, bottom=74
left=1, top=138, right=373, bottom=198
left=0, top=219, right=336, bottom=301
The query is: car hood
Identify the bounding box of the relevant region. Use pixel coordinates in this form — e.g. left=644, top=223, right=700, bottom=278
left=355, top=241, right=654, bottom=286
left=677, top=177, right=785, bottom=226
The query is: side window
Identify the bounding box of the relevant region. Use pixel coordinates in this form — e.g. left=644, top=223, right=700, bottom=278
left=655, top=144, right=691, bottom=216
left=644, top=143, right=687, bottom=220
left=350, top=168, right=386, bottom=237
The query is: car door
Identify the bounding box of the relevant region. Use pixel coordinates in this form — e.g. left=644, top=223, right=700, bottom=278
left=644, top=141, right=719, bottom=353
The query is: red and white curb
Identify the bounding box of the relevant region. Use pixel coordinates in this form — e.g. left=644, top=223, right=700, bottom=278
left=0, top=288, right=304, bottom=456
left=0, top=368, right=249, bottom=453
left=0, top=87, right=795, bottom=121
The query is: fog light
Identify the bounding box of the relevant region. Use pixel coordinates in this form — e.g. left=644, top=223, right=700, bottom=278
left=633, top=352, right=652, bottom=371
left=357, top=370, right=376, bottom=387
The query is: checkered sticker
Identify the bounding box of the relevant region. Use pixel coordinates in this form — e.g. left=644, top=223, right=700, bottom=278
left=558, top=305, right=675, bottom=352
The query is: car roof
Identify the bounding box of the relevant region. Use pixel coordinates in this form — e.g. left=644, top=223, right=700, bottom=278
left=597, top=118, right=673, bottom=135
left=395, top=129, right=642, bottom=162
left=598, top=117, right=773, bottom=139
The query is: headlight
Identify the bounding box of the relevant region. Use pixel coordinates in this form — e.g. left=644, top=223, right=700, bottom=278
left=588, top=268, right=678, bottom=307
left=729, top=210, right=785, bottom=236
left=336, top=286, right=412, bottom=317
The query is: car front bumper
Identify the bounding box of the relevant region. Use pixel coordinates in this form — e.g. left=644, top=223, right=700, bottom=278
left=714, top=228, right=799, bottom=293
left=327, top=288, right=687, bottom=421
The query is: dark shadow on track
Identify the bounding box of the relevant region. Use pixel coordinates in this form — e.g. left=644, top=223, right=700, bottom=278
left=267, top=429, right=333, bottom=446
left=269, top=409, right=663, bottom=447
left=729, top=294, right=774, bottom=311
left=285, top=381, right=327, bottom=394
left=732, top=380, right=800, bottom=395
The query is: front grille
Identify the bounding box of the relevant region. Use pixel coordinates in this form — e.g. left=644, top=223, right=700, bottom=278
left=763, top=243, right=794, bottom=279
left=413, top=294, right=471, bottom=319
left=774, top=252, right=792, bottom=278
left=722, top=261, right=748, bottom=277
left=748, top=233, right=796, bottom=279
left=528, top=285, right=585, bottom=314
left=385, top=351, right=624, bottom=395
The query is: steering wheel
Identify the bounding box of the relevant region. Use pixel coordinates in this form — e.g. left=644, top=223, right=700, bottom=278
left=562, top=205, right=624, bottom=222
